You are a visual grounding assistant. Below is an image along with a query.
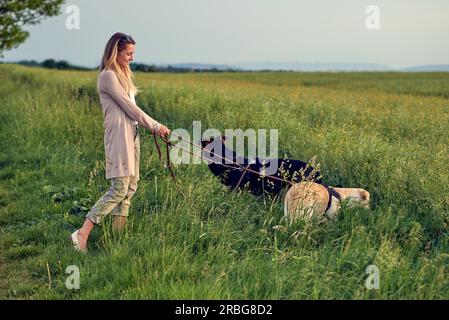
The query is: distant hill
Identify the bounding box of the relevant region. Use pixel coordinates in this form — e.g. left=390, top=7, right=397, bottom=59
left=400, top=64, right=449, bottom=72
left=157, top=62, right=449, bottom=72
left=157, top=63, right=241, bottom=72
left=233, top=62, right=393, bottom=71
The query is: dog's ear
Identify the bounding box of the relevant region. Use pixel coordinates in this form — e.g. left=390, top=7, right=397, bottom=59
left=360, top=190, right=370, bottom=202
left=201, top=136, right=215, bottom=148
left=200, top=139, right=209, bottom=148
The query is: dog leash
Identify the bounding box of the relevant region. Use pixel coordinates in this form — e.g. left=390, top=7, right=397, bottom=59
left=234, top=163, right=252, bottom=190
left=151, top=131, right=201, bottom=213
left=152, top=131, right=176, bottom=181
left=168, top=132, right=298, bottom=186
left=151, top=131, right=330, bottom=199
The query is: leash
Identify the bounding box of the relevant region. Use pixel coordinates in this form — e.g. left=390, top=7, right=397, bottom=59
left=167, top=132, right=298, bottom=186
left=152, top=131, right=176, bottom=181
left=150, top=131, right=329, bottom=203
left=234, top=163, right=252, bottom=190
left=151, top=131, right=199, bottom=213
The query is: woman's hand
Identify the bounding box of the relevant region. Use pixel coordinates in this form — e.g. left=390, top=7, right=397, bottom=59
left=156, top=124, right=171, bottom=137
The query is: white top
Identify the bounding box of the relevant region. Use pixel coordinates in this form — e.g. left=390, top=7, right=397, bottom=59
left=129, top=90, right=138, bottom=125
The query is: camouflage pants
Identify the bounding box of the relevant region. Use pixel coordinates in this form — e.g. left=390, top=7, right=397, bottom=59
left=85, top=175, right=138, bottom=225
left=86, top=125, right=140, bottom=225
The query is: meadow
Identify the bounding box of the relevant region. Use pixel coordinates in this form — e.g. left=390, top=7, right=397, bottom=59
left=0, top=64, right=448, bottom=299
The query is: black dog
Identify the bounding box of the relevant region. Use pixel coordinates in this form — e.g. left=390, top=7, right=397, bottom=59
left=201, top=135, right=323, bottom=196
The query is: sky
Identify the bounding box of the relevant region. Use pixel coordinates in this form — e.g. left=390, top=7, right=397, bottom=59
left=2, top=0, right=449, bottom=69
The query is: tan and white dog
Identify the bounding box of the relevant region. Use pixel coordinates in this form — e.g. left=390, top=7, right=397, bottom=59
left=284, top=182, right=370, bottom=221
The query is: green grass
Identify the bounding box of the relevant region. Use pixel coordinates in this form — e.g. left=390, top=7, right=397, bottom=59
left=0, top=64, right=448, bottom=299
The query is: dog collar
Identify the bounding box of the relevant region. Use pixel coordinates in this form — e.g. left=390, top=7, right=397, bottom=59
left=325, top=186, right=341, bottom=212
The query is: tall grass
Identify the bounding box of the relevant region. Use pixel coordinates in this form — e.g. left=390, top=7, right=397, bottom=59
left=0, top=64, right=448, bottom=299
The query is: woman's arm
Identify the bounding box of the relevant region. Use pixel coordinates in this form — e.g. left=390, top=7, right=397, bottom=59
left=99, top=70, right=161, bottom=132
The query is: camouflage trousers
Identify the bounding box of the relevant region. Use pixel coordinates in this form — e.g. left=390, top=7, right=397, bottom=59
left=86, top=125, right=140, bottom=225
left=85, top=175, right=138, bottom=225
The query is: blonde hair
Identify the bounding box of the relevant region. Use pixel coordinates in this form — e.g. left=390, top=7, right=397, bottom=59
left=100, top=32, right=138, bottom=95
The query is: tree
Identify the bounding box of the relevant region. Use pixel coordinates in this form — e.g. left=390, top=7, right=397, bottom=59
left=0, top=0, right=64, bottom=57
left=130, top=63, right=157, bottom=73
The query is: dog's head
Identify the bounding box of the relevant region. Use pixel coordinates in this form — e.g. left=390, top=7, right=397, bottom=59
left=342, top=188, right=370, bottom=209
left=359, top=189, right=370, bottom=208
left=200, top=135, right=234, bottom=165
left=200, top=134, right=227, bottom=149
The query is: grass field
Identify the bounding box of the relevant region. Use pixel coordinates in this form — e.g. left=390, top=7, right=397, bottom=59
left=0, top=64, right=448, bottom=299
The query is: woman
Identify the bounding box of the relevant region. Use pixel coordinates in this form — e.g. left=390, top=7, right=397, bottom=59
left=70, top=32, right=171, bottom=253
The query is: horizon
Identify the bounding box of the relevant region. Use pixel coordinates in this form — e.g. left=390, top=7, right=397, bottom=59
left=5, top=59, right=449, bottom=72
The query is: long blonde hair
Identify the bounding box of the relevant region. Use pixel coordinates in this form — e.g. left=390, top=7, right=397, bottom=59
left=100, top=32, right=138, bottom=95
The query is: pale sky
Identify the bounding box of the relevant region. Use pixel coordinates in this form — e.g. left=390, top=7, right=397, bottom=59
left=2, top=0, right=449, bottom=68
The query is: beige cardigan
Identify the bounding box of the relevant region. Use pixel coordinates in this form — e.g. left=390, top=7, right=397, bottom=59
left=97, top=69, right=161, bottom=181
